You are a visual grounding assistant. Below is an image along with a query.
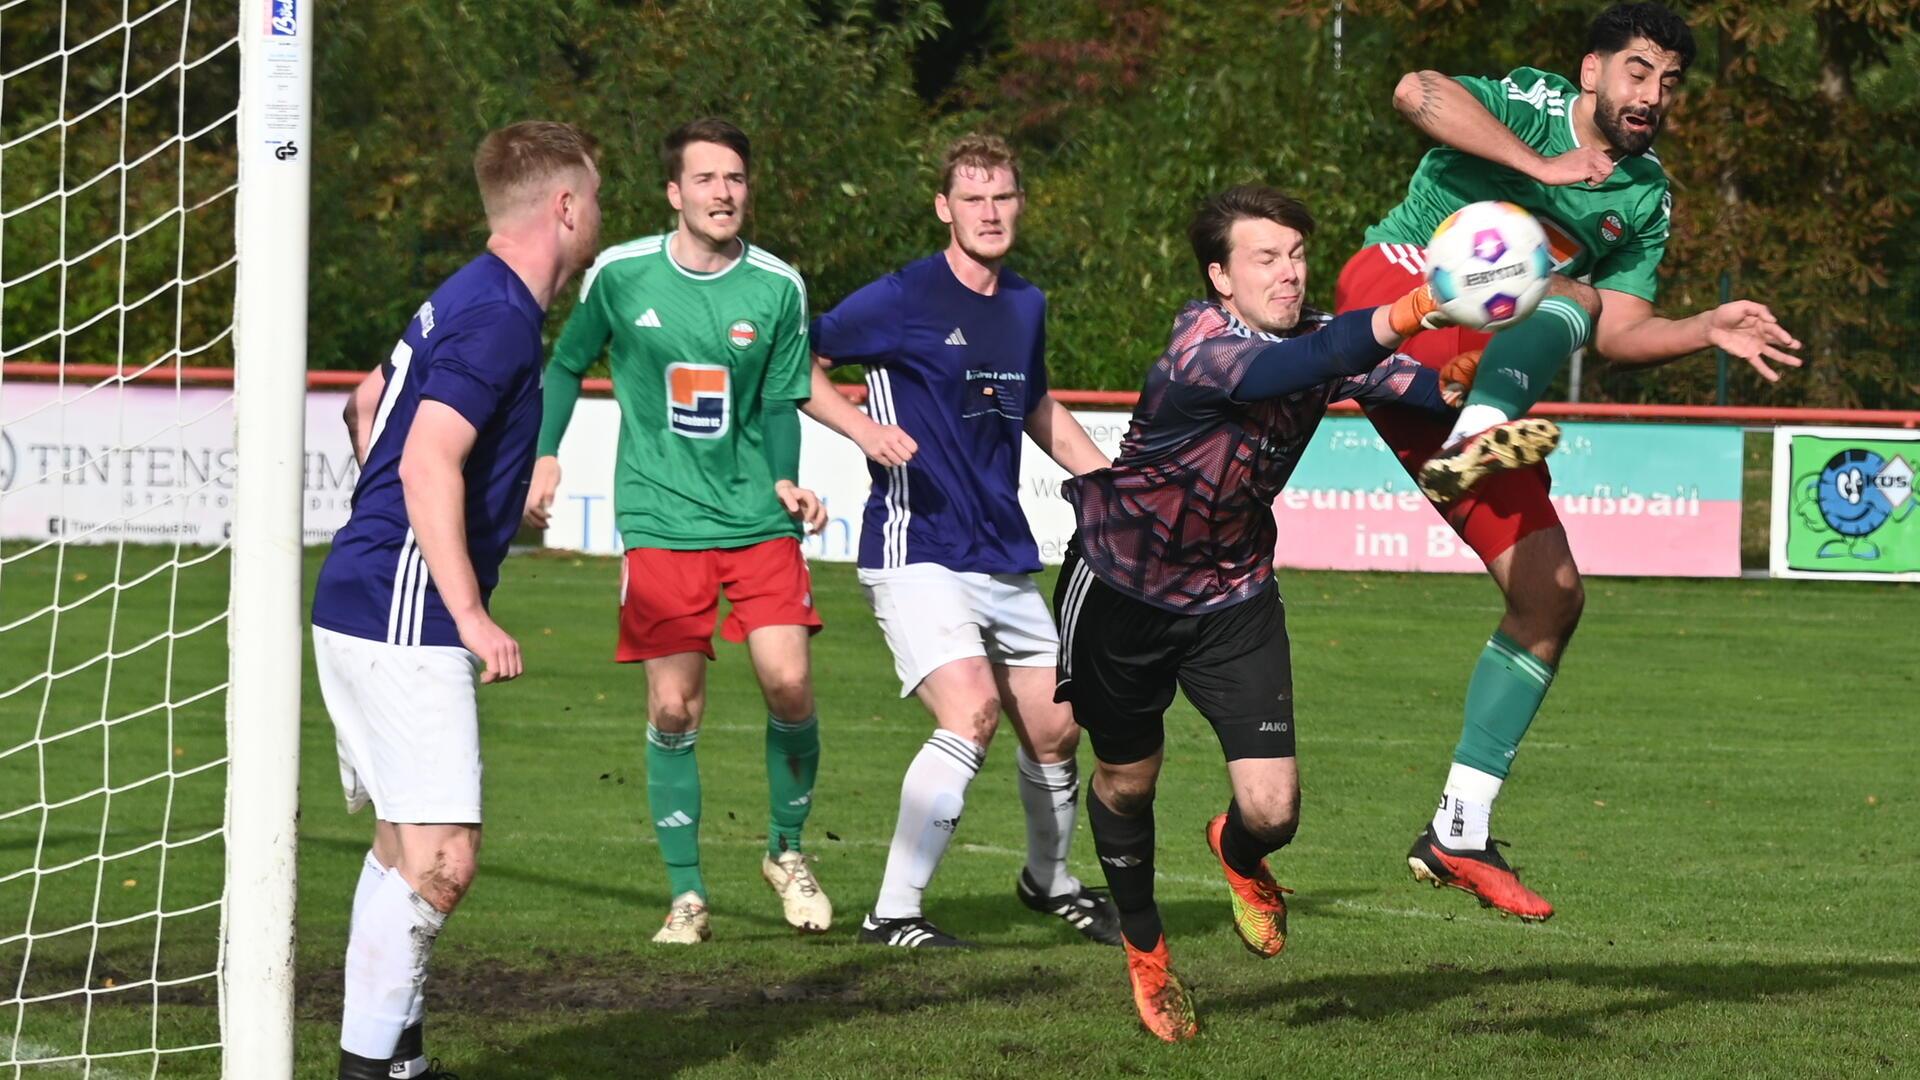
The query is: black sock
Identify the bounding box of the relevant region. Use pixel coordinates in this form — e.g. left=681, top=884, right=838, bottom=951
left=392, top=1021, right=423, bottom=1068
left=1086, top=783, right=1161, bottom=951
left=1220, top=798, right=1285, bottom=877
left=338, top=1050, right=390, bottom=1080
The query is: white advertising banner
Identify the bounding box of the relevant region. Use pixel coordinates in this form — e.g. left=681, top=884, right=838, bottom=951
left=0, top=383, right=358, bottom=546
left=539, top=398, right=1134, bottom=562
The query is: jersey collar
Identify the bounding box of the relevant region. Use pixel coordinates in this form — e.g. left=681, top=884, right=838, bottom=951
left=663, top=231, right=747, bottom=282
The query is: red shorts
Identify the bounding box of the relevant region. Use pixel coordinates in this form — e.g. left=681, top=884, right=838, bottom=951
left=617, top=537, right=823, bottom=662
left=1333, top=242, right=1561, bottom=563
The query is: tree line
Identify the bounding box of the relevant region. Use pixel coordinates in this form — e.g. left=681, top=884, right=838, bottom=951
left=4, top=1, right=1914, bottom=407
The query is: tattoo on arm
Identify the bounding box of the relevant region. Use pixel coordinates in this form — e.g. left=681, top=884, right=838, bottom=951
left=1412, top=71, right=1445, bottom=126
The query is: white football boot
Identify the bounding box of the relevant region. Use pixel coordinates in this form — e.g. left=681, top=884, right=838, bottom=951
left=761, top=851, right=833, bottom=933
left=651, top=890, right=712, bottom=944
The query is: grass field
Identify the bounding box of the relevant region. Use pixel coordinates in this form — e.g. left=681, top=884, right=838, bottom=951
left=4, top=544, right=1918, bottom=1078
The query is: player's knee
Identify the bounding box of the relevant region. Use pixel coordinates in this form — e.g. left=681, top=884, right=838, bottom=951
left=650, top=694, right=703, bottom=733
left=965, top=697, right=1002, bottom=745
left=1239, top=793, right=1299, bottom=846
left=1095, top=766, right=1156, bottom=814
left=1547, top=275, right=1602, bottom=320
left=1026, top=716, right=1080, bottom=762
left=761, top=672, right=814, bottom=723
left=1244, top=807, right=1299, bottom=849
left=412, top=842, right=477, bottom=914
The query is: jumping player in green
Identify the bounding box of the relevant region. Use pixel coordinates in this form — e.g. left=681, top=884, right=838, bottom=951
left=527, top=118, right=833, bottom=943
left=1334, top=2, right=1800, bottom=921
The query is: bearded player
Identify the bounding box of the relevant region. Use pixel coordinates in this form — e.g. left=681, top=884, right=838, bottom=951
left=1060, top=185, right=1459, bottom=1041
left=1333, top=1, right=1802, bottom=921
left=528, top=118, right=832, bottom=943
left=316, top=121, right=601, bottom=1079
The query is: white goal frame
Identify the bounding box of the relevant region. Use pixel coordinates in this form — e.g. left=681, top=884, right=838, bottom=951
left=221, top=0, right=310, bottom=1075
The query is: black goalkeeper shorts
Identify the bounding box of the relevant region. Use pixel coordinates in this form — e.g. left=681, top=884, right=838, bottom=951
left=1052, top=545, right=1295, bottom=766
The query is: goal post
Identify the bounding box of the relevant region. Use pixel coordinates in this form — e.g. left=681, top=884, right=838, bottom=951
left=0, top=1, right=308, bottom=1074
left=223, top=0, right=310, bottom=1075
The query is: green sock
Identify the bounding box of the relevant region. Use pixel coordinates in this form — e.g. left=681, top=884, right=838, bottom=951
left=765, top=713, right=820, bottom=857
left=1453, top=631, right=1556, bottom=778
left=646, top=725, right=705, bottom=900
left=1466, top=295, right=1593, bottom=420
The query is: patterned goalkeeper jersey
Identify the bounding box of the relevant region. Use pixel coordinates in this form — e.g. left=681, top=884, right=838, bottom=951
left=1063, top=301, right=1437, bottom=614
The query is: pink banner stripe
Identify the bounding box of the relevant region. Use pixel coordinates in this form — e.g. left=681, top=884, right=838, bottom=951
left=1273, top=502, right=1741, bottom=577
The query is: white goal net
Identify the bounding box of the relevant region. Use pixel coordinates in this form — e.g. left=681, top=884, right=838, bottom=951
left=1, top=2, right=308, bottom=1075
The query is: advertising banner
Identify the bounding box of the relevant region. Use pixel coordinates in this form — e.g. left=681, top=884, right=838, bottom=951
left=1769, top=426, right=1920, bottom=582
left=544, top=402, right=1743, bottom=578
left=0, top=383, right=357, bottom=546
left=1274, top=418, right=1743, bottom=577
left=2, top=383, right=1744, bottom=577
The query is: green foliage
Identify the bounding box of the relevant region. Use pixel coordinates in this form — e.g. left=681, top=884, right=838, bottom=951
left=9, top=0, right=1913, bottom=406
left=0, top=3, right=239, bottom=373
left=311, top=0, right=950, bottom=370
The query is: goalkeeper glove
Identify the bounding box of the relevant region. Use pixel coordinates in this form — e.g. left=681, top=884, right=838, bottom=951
left=1387, top=283, right=1454, bottom=338
left=1439, top=350, right=1482, bottom=408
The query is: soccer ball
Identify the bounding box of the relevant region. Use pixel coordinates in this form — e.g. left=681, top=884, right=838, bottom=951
left=1423, top=201, right=1552, bottom=331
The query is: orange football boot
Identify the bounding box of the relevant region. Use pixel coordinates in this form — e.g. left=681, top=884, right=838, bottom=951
left=1204, top=813, right=1293, bottom=958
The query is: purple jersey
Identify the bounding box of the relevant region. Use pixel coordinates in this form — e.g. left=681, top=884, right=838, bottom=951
left=1063, top=301, right=1435, bottom=613
left=312, top=253, right=546, bottom=646
left=811, top=253, right=1048, bottom=574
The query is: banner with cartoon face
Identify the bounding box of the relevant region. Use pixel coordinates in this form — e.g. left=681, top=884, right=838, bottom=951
left=1771, top=427, right=1920, bottom=581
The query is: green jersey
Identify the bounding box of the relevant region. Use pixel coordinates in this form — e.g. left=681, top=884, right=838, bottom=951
left=1366, top=67, right=1672, bottom=302
left=544, top=233, right=810, bottom=550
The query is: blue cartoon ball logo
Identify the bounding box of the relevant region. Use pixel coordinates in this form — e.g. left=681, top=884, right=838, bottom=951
left=1796, top=446, right=1915, bottom=562
left=1816, top=449, right=1896, bottom=536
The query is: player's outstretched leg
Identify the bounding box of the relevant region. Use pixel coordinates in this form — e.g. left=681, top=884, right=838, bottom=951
left=1418, top=293, right=1594, bottom=503
left=1087, top=763, right=1194, bottom=1041
left=1418, top=417, right=1561, bottom=504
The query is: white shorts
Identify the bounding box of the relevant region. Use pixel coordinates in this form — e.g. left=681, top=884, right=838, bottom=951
left=312, top=625, right=483, bottom=824
left=856, top=563, right=1059, bottom=697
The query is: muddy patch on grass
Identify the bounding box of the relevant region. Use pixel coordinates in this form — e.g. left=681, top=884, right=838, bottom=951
left=295, top=949, right=1055, bottom=1022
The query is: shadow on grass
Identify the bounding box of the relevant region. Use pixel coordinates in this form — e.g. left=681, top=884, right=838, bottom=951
left=323, top=954, right=1079, bottom=1079
left=1207, top=957, right=1920, bottom=1040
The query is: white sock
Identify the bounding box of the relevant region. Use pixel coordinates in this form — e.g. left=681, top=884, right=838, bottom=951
left=350, top=850, right=385, bottom=930
left=339, top=869, right=447, bottom=1060
left=873, top=730, right=983, bottom=920
left=1444, top=403, right=1511, bottom=450
left=1432, top=763, right=1503, bottom=850
left=1015, top=748, right=1080, bottom=898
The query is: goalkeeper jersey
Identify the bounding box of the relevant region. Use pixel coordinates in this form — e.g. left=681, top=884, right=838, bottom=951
left=1366, top=67, right=1672, bottom=302
left=544, top=233, right=810, bottom=550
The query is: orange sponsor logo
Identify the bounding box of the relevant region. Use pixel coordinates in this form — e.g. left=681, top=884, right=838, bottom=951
left=665, top=363, right=730, bottom=438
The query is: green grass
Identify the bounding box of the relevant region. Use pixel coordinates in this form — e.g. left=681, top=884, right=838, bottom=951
left=4, top=545, right=1918, bottom=1078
